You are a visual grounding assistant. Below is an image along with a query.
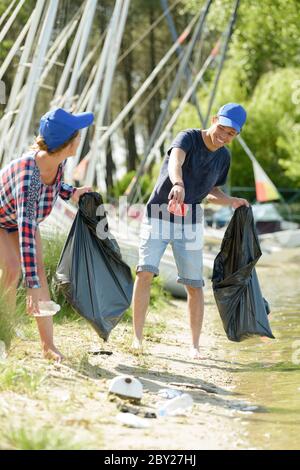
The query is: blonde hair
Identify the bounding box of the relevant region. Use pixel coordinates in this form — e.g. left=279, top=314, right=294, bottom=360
left=30, top=131, right=79, bottom=154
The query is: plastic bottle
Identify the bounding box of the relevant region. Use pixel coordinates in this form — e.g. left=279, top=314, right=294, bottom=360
left=33, top=301, right=61, bottom=317
left=157, top=393, right=193, bottom=417
left=116, top=412, right=150, bottom=429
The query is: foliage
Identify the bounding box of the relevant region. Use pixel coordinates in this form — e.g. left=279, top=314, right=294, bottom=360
left=122, top=274, right=170, bottom=323
left=110, top=170, right=152, bottom=200
left=229, top=68, right=300, bottom=188
left=175, top=0, right=300, bottom=188
left=42, top=236, right=80, bottom=321
left=0, top=287, right=19, bottom=349
left=1, top=425, right=84, bottom=450
left=0, top=363, right=44, bottom=394
left=1, top=0, right=299, bottom=190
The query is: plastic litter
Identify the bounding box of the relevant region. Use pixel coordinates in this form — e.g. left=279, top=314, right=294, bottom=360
left=212, top=206, right=274, bottom=342
left=109, top=375, right=143, bottom=400
left=51, top=389, right=70, bottom=402
left=158, top=388, right=182, bottom=399
left=116, top=412, right=150, bottom=428
left=88, top=347, right=113, bottom=356
left=117, top=403, right=157, bottom=419
left=157, top=393, right=193, bottom=417
left=32, top=301, right=60, bottom=317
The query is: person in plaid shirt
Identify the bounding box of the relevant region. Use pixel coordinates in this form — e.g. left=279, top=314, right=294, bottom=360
left=0, top=108, right=94, bottom=362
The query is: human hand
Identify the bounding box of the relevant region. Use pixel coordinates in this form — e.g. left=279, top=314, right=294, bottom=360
left=72, top=186, right=92, bottom=204
left=230, top=197, right=250, bottom=209
left=168, top=184, right=185, bottom=204
left=26, top=288, right=41, bottom=316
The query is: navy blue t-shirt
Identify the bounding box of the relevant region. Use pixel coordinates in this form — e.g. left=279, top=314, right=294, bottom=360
left=146, top=129, right=231, bottom=224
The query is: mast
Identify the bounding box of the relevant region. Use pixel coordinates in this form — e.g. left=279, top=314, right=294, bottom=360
left=0, top=0, right=45, bottom=164
left=64, top=0, right=98, bottom=110
left=0, top=0, right=26, bottom=43
left=85, top=0, right=130, bottom=188
left=12, top=0, right=59, bottom=160
left=127, top=0, right=213, bottom=204
left=79, top=13, right=198, bottom=185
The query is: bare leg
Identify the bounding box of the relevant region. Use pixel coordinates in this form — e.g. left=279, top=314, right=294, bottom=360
left=186, top=285, right=205, bottom=359
left=132, top=271, right=154, bottom=350
left=0, top=229, right=21, bottom=314
left=35, top=229, right=64, bottom=362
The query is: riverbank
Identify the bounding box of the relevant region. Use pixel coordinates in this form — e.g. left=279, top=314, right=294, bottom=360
left=0, top=289, right=251, bottom=450
left=0, top=248, right=299, bottom=450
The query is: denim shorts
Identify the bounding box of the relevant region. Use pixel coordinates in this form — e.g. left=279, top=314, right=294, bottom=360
left=136, top=216, right=204, bottom=288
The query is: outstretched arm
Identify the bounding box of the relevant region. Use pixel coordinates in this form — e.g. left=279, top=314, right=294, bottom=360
left=207, top=186, right=249, bottom=208
left=167, top=147, right=186, bottom=204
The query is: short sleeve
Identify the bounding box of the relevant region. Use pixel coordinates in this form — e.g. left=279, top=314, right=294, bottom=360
left=167, top=130, right=193, bottom=156
left=14, top=162, right=41, bottom=289
left=59, top=182, right=76, bottom=201
left=215, top=152, right=231, bottom=186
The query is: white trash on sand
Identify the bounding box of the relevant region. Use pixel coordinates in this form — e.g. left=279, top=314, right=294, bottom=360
left=157, top=393, right=194, bottom=417
left=116, top=412, right=150, bottom=428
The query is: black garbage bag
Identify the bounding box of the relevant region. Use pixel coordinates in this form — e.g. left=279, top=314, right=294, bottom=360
left=212, top=206, right=274, bottom=342
left=56, top=192, right=133, bottom=341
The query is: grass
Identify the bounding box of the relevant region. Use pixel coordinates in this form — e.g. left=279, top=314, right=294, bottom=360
left=0, top=362, right=45, bottom=395
left=144, top=318, right=167, bottom=342
left=122, top=275, right=171, bottom=324
left=0, top=232, right=171, bottom=358
left=0, top=287, right=19, bottom=349
left=1, top=425, right=88, bottom=450
left=43, top=236, right=79, bottom=321
left=247, top=361, right=300, bottom=372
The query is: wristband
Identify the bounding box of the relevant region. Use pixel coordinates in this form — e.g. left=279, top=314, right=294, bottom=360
left=173, top=181, right=184, bottom=188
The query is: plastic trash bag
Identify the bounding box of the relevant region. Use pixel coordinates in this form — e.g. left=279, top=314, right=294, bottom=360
left=56, top=192, right=133, bottom=340
left=212, top=206, right=274, bottom=342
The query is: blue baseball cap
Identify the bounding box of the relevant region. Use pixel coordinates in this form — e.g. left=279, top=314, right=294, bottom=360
left=39, top=108, right=94, bottom=151
left=217, top=103, right=247, bottom=133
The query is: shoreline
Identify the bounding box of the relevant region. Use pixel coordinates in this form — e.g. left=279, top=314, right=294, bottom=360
left=0, top=287, right=250, bottom=450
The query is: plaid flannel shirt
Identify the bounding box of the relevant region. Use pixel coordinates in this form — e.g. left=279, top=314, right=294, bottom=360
left=0, top=152, right=75, bottom=288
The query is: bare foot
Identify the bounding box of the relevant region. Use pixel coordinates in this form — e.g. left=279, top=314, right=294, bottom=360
left=43, top=345, right=65, bottom=362
left=130, top=337, right=143, bottom=354
left=189, top=347, right=205, bottom=360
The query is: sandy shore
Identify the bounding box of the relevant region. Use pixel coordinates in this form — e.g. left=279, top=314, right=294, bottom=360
left=0, top=279, right=255, bottom=450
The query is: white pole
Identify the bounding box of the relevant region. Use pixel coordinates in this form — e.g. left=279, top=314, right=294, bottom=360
left=95, top=0, right=130, bottom=133
left=148, top=53, right=215, bottom=159
left=0, top=14, right=32, bottom=80
left=11, top=0, right=59, bottom=160
left=81, top=14, right=197, bottom=165
left=76, top=63, right=98, bottom=111
left=78, top=43, right=98, bottom=77
left=85, top=0, right=123, bottom=111
left=0, top=0, right=17, bottom=28
left=0, top=0, right=45, bottom=164
left=52, top=1, right=89, bottom=107
left=237, top=135, right=256, bottom=164
left=85, top=0, right=130, bottom=187
left=0, top=0, right=26, bottom=43
left=64, top=0, right=97, bottom=109
left=64, top=0, right=123, bottom=182
left=39, top=9, right=82, bottom=86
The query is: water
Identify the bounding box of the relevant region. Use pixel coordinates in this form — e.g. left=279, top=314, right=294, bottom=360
left=218, top=250, right=300, bottom=449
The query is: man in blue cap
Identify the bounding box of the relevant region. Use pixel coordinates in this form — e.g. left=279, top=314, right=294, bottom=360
left=132, top=103, right=249, bottom=358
